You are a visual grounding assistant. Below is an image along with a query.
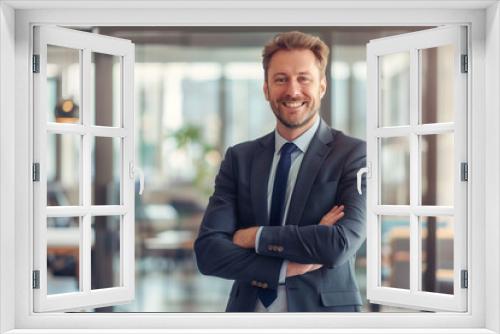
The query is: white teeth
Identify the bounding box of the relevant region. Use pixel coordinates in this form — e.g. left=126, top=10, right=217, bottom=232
left=283, top=101, right=304, bottom=108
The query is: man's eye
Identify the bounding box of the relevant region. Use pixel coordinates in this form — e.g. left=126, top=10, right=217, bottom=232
left=299, top=77, right=311, bottom=83
left=275, top=78, right=286, bottom=83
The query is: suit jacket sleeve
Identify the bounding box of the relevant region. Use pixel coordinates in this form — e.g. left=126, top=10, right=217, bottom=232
left=256, top=140, right=366, bottom=268
left=194, top=146, right=283, bottom=288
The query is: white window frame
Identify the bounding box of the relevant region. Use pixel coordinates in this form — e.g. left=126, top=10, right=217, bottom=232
left=366, top=26, right=468, bottom=312
left=0, top=1, right=499, bottom=333
left=32, top=25, right=136, bottom=312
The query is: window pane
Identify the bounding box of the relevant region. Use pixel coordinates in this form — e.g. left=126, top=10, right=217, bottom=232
left=421, top=133, right=454, bottom=206
left=47, top=217, right=80, bottom=294
left=91, top=53, right=122, bottom=127
left=380, top=137, right=410, bottom=205
left=47, top=45, right=81, bottom=124
left=420, top=45, right=455, bottom=124
left=421, top=216, right=454, bottom=294
left=92, top=137, right=121, bottom=205
left=379, top=52, right=410, bottom=127
left=381, top=215, right=410, bottom=289
left=91, top=216, right=121, bottom=289
left=47, top=133, right=81, bottom=206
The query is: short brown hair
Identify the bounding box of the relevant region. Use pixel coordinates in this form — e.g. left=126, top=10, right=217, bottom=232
left=262, top=31, right=330, bottom=80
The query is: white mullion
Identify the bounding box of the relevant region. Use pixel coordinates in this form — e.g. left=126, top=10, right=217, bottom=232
left=409, top=47, right=419, bottom=294
left=81, top=214, right=91, bottom=293
left=82, top=48, right=92, bottom=294
left=374, top=205, right=454, bottom=216
left=46, top=205, right=127, bottom=217
left=90, top=205, right=126, bottom=216
left=120, top=56, right=126, bottom=288
left=412, top=206, right=454, bottom=216
left=415, top=123, right=454, bottom=135
left=46, top=122, right=86, bottom=135
left=46, top=206, right=87, bottom=217
left=122, top=49, right=134, bottom=293
left=366, top=46, right=380, bottom=297
left=373, top=205, right=411, bottom=215
left=90, top=126, right=126, bottom=138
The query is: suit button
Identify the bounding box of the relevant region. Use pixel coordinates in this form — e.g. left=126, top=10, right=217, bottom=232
left=277, top=246, right=284, bottom=252
left=262, top=283, right=268, bottom=288
left=251, top=280, right=257, bottom=286
left=268, top=245, right=273, bottom=251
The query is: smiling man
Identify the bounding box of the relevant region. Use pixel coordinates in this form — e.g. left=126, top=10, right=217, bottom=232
left=194, top=31, right=367, bottom=312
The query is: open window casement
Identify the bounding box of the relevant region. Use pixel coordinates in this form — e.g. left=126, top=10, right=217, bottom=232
left=365, top=25, right=467, bottom=312
left=33, top=26, right=136, bottom=312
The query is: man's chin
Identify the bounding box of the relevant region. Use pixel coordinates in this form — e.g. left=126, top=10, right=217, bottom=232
left=275, top=111, right=317, bottom=129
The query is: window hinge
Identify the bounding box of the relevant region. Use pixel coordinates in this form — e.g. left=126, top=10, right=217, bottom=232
left=32, top=163, right=40, bottom=182
left=32, top=55, right=40, bottom=73
left=461, top=162, right=468, bottom=182
left=32, top=270, right=40, bottom=289
left=461, top=269, right=468, bottom=289
left=461, top=54, right=468, bottom=73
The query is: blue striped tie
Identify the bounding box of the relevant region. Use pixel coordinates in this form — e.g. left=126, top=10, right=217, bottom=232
left=258, top=142, right=297, bottom=308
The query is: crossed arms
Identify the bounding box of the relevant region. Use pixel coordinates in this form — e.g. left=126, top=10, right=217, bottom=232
left=194, top=142, right=366, bottom=287
left=232, top=205, right=345, bottom=277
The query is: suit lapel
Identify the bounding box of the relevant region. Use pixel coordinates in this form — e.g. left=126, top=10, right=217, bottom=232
left=250, top=133, right=274, bottom=227
left=286, top=120, right=334, bottom=226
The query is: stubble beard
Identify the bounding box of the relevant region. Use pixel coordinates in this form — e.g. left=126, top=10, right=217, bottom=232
left=271, top=101, right=320, bottom=129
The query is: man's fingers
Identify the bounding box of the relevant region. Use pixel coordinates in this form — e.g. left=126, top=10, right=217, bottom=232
left=330, top=205, right=344, bottom=214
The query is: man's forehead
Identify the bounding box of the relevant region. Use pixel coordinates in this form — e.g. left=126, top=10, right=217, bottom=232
left=268, top=49, right=321, bottom=74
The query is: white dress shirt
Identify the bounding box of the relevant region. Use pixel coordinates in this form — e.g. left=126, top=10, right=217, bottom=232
left=254, top=116, right=321, bottom=312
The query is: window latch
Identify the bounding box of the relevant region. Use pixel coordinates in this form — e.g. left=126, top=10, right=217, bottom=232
left=356, top=162, right=371, bottom=195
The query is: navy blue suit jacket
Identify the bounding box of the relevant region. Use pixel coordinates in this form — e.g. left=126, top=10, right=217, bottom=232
left=194, top=119, right=367, bottom=312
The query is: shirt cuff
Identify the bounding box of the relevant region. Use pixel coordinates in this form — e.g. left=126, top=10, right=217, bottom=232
left=255, top=226, right=263, bottom=254
left=279, top=260, right=288, bottom=284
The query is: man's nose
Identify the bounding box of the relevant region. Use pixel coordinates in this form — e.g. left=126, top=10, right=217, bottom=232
left=285, top=80, right=301, bottom=98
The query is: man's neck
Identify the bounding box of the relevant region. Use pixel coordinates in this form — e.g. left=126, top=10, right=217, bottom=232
left=276, top=115, right=319, bottom=141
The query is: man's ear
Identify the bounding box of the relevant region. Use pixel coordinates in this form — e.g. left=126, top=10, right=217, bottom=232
left=263, top=80, right=270, bottom=101
left=320, top=76, right=327, bottom=99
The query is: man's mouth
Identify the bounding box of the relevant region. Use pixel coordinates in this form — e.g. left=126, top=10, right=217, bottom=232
left=280, top=101, right=307, bottom=109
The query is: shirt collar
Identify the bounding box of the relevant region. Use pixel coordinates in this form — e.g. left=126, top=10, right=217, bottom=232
left=274, top=116, right=321, bottom=154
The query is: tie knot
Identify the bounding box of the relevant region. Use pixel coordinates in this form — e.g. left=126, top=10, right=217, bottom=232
left=280, top=142, right=296, bottom=156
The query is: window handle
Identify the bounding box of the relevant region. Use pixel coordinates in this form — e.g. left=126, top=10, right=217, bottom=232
left=129, top=162, right=145, bottom=195
left=136, top=167, right=144, bottom=195
left=356, top=162, right=371, bottom=195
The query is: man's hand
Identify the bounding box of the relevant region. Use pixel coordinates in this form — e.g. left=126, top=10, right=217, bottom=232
left=286, top=262, right=323, bottom=277
left=287, top=204, right=345, bottom=277
left=232, top=227, right=259, bottom=249
left=319, top=205, right=344, bottom=226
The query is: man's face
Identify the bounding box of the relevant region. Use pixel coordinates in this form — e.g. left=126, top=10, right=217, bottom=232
left=264, top=49, right=327, bottom=130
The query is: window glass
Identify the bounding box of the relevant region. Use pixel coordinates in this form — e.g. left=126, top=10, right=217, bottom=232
left=47, top=45, right=81, bottom=124
left=420, top=216, right=454, bottom=294
left=420, top=45, right=455, bottom=124
left=47, top=133, right=81, bottom=206
left=91, top=216, right=121, bottom=290
left=47, top=217, right=80, bottom=294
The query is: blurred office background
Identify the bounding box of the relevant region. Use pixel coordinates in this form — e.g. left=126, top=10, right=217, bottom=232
left=46, top=26, right=455, bottom=312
